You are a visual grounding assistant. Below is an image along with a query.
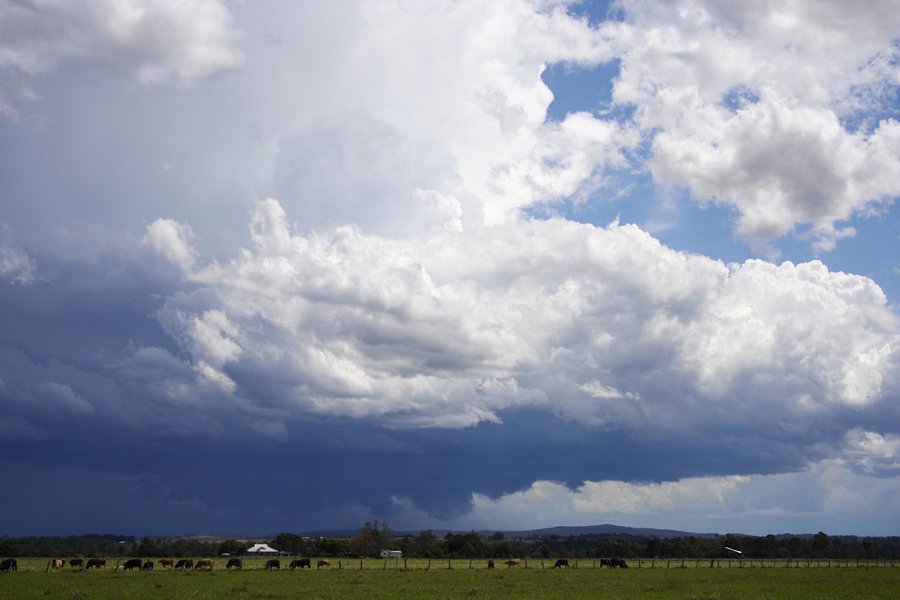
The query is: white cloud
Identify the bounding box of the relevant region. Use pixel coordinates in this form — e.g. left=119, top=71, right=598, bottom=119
left=0, top=226, right=37, bottom=285
left=0, top=0, right=241, bottom=83
left=612, top=0, right=900, bottom=252
left=143, top=218, right=197, bottom=273
left=145, top=199, right=899, bottom=440
left=450, top=457, right=900, bottom=534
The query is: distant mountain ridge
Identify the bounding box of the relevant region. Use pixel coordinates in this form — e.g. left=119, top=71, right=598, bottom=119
left=494, top=524, right=720, bottom=539
left=297, top=523, right=722, bottom=540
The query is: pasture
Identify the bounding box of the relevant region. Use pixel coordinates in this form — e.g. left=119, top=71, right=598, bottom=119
left=0, top=557, right=897, bottom=599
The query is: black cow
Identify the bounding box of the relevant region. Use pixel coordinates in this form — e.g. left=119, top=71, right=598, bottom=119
left=175, top=559, right=194, bottom=570
left=122, top=558, right=142, bottom=570
left=0, top=559, right=16, bottom=573
left=68, top=559, right=83, bottom=569
left=265, top=559, right=280, bottom=570
left=226, top=558, right=242, bottom=569
left=600, top=558, right=611, bottom=567
left=553, top=559, right=569, bottom=568
left=289, top=558, right=311, bottom=569
left=608, top=558, right=627, bottom=568
left=487, top=559, right=495, bottom=569
left=142, top=561, right=154, bottom=570
left=85, top=558, right=106, bottom=569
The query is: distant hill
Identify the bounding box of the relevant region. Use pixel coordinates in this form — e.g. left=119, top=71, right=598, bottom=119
left=494, top=524, right=720, bottom=539
left=298, top=523, right=721, bottom=540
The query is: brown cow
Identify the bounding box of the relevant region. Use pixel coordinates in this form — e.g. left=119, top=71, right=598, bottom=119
left=85, top=558, right=106, bottom=569
left=487, top=559, right=495, bottom=569
left=159, top=558, right=174, bottom=568
left=506, top=559, right=520, bottom=568
left=317, top=559, right=331, bottom=568
left=194, top=558, right=214, bottom=571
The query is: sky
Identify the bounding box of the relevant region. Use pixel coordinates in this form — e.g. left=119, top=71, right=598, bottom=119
left=0, top=0, right=898, bottom=539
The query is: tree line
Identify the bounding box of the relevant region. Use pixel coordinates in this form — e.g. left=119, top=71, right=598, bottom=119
left=2, top=526, right=897, bottom=560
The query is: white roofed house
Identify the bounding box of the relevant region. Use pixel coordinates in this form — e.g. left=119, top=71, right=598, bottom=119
left=246, top=543, right=280, bottom=555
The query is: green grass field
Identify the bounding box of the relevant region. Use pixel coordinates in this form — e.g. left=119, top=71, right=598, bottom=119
left=1, top=558, right=897, bottom=599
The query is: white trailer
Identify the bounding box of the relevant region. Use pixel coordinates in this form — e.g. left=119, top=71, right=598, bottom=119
left=380, top=550, right=402, bottom=559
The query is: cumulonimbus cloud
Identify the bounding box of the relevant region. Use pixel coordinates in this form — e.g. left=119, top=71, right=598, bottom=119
left=146, top=199, right=899, bottom=445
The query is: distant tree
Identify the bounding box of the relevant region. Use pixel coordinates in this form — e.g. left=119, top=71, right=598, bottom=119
left=490, top=531, right=505, bottom=541
left=0, top=540, right=18, bottom=557
left=537, top=544, right=551, bottom=558
left=644, top=537, right=663, bottom=558
left=412, top=530, right=443, bottom=558
left=133, top=536, right=163, bottom=557
left=315, top=537, right=351, bottom=557
left=270, top=533, right=306, bottom=555
left=811, top=532, right=832, bottom=558
left=217, top=539, right=246, bottom=556
left=351, top=520, right=392, bottom=557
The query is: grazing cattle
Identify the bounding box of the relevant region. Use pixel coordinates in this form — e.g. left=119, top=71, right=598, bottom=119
left=159, top=558, right=174, bottom=568
left=122, top=558, right=143, bottom=570
left=317, top=560, right=331, bottom=568
left=265, top=559, right=280, bottom=570
left=68, top=559, right=83, bottom=569
left=194, top=559, right=214, bottom=571
left=142, top=561, right=154, bottom=570
left=47, top=559, right=64, bottom=570
left=487, top=559, right=495, bottom=569
left=0, top=558, right=17, bottom=573
left=174, top=559, right=194, bottom=570
left=85, top=558, right=106, bottom=570
left=226, top=558, right=242, bottom=569
left=553, top=559, right=569, bottom=568
left=606, top=558, right=627, bottom=568
left=289, top=558, right=311, bottom=569
left=506, top=559, right=520, bottom=568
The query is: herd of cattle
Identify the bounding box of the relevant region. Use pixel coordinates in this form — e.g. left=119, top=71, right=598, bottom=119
left=0, top=557, right=629, bottom=573
left=0, top=557, right=337, bottom=572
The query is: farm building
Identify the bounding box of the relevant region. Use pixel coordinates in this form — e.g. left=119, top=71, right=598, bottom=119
left=246, top=543, right=280, bottom=555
